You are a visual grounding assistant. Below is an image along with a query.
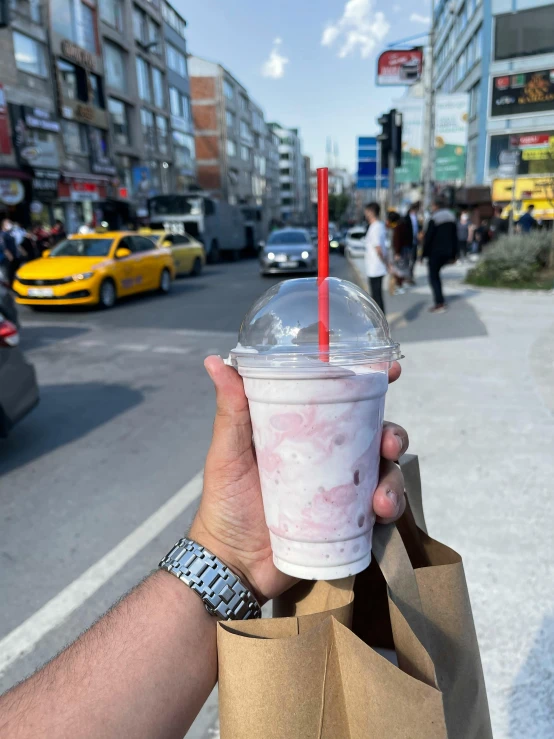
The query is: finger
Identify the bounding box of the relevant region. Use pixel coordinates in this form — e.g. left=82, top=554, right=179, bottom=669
left=388, top=361, right=401, bottom=384
left=204, top=357, right=253, bottom=457
left=381, top=421, right=409, bottom=461
left=204, top=356, right=249, bottom=417
left=373, top=459, right=406, bottom=524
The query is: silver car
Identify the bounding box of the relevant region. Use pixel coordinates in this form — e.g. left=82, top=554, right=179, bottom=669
left=260, top=229, right=317, bottom=276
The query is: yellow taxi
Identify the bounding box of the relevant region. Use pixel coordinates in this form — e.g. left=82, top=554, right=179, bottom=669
left=138, top=228, right=206, bottom=277
left=13, top=232, right=176, bottom=309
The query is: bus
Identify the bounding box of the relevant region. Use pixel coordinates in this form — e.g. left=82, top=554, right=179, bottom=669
left=148, top=193, right=245, bottom=262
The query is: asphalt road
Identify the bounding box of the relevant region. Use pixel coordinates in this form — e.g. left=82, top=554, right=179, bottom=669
left=0, top=253, right=356, bottom=735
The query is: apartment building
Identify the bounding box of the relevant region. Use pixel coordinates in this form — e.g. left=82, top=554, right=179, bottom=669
left=0, top=0, right=60, bottom=225
left=188, top=55, right=278, bottom=228
left=269, top=122, right=308, bottom=223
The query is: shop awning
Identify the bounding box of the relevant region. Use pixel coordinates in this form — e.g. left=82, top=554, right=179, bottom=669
left=0, top=168, right=32, bottom=180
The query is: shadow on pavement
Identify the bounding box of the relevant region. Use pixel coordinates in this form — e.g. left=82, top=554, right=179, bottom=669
left=509, top=613, right=554, bottom=737
left=0, top=382, right=144, bottom=478
left=20, top=325, right=90, bottom=352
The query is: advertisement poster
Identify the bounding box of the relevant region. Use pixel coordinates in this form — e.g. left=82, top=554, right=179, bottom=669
left=10, top=105, right=60, bottom=169
left=434, top=94, right=469, bottom=182
left=491, top=69, right=554, bottom=117
left=393, top=98, right=424, bottom=183
left=376, top=49, right=423, bottom=86
left=0, top=85, right=12, bottom=155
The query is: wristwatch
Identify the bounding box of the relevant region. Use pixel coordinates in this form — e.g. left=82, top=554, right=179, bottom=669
left=159, top=537, right=262, bottom=620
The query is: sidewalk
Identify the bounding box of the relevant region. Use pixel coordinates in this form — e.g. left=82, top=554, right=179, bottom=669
left=376, top=261, right=554, bottom=738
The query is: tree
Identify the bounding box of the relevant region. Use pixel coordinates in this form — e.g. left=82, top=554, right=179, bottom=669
left=328, top=193, right=350, bottom=224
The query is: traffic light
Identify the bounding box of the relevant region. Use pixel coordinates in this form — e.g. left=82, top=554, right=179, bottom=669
left=377, top=109, right=403, bottom=168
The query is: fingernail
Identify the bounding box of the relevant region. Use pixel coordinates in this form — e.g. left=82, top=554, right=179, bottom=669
left=386, top=489, right=399, bottom=511
left=394, top=434, right=404, bottom=455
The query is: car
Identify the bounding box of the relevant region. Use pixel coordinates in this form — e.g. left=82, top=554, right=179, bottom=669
left=0, top=280, right=39, bottom=437
left=138, top=228, right=206, bottom=277
left=260, top=228, right=317, bottom=276
left=345, top=226, right=368, bottom=259
left=13, top=232, right=176, bottom=310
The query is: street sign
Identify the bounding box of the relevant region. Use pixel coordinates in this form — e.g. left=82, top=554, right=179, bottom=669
left=499, top=150, right=521, bottom=167
left=357, top=136, right=389, bottom=190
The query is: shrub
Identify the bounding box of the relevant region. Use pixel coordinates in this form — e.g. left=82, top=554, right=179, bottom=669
left=466, top=233, right=553, bottom=287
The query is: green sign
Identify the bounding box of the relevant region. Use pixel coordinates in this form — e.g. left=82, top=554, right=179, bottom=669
left=434, top=94, right=469, bottom=182
left=394, top=98, right=423, bottom=184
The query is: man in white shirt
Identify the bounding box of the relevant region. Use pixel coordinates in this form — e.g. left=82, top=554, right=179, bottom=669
left=364, top=202, right=388, bottom=314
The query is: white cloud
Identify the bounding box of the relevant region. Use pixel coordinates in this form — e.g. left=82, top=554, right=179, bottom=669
left=321, top=0, right=390, bottom=59
left=410, top=12, right=431, bottom=23
left=261, top=38, right=289, bottom=79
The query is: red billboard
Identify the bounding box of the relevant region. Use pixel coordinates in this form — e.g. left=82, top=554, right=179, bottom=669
left=376, top=49, right=423, bottom=86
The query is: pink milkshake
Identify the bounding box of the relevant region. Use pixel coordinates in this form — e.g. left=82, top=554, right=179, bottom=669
left=230, top=277, right=401, bottom=580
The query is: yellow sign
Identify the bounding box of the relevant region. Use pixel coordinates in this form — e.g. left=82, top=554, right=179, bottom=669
left=493, top=176, right=554, bottom=219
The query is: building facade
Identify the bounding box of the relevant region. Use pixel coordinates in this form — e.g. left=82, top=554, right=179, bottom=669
left=189, top=55, right=279, bottom=229
left=269, top=122, right=307, bottom=223
left=433, top=0, right=554, bottom=194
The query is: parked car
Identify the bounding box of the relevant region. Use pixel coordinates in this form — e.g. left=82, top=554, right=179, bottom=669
left=138, top=228, right=205, bottom=277
left=13, top=232, right=176, bottom=310
left=345, top=226, right=368, bottom=258
left=260, top=229, right=317, bottom=276
left=0, top=280, right=39, bottom=437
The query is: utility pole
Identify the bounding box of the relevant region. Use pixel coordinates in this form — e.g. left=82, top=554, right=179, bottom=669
left=422, top=28, right=435, bottom=215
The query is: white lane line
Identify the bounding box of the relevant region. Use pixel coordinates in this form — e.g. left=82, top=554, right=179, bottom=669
left=78, top=340, right=105, bottom=348
left=0, top=471, right=204, bottom=677
left=118, top=343, right=150, bottom=352
left=152, top=346, right=191, bottom=355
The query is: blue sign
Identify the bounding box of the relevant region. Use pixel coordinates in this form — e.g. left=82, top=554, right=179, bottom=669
left=356, top=136, right=388, bottom=189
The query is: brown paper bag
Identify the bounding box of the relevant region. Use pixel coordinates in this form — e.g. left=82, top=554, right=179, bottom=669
left=217, top=455, right=492, bottom=739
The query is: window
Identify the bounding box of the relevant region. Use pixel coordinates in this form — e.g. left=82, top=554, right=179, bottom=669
left=172, top=131, right=195, bottom=172
left=133, top=6, right=147, bottom=43
left=252, top=110, right=263, bottom=132
left=162, top=2, right=186, bottom=38
left=108, top=98, right=130, bottom=146
left=281, top=182, right=291, bottom=191
left=100, top=0, right=124, bottom=31
left=474, top=26, right=482, bottom=61
left=223, top=79, right=234, bottom=101
left=166, top=43, right=187, bottom=76
left=152, top=67, right=165, bottom=108
left=13, top=32, right=46, bottom=77
left=141, top=108, right=156, bottom=149
left=468, top=0, right=476, bottom=15
left=240, top=120, right=252, bottom=143
left=226, top=109, right=235, bottom=129
left=57, top=59, right=80, bottom=100
left=156, top=115, right=168, bottom=154
left=89, top=74, right=105, bottom=108
left=88, top=127, right=111, bottom=169
left=169, top=87, right=190, bottom=123
left=239, top=95, right=248, bottom=112
left=240, top=145, right=249, bottom=162
left=105, top=42, right=127, bottom=91
left=147, top=18, right=160, bottom=49
left=281, top=168, right=291, bottom=176
left=136, top=57, right=152, bottom=102
left=280, top=152, right=290, bottom=160
left=495, top=5, right=554, bottom=60
left=467, top=137, right=478, bottom=183
left=457, top=3, right=467, bottom=35
left=62, top=120, right=89, bottom=154
left=469, top=82, right=481, bottom=119
left=80, top=2, right=98, bottom=55
left=226, top=139, right=236, bottom=157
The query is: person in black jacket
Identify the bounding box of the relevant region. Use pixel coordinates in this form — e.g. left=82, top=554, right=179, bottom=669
left=423, top=199, right=458, bottom=313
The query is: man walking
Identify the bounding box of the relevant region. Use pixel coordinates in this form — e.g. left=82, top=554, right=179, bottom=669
left=457, top=209, right=470, bottom=261
left=408, top=204, right=419, bottom=283
left=517, top=204, right=537, bottom=234
left=364, top=202, right=388, bottom=314
left=423, top=199, right=458, bottom=313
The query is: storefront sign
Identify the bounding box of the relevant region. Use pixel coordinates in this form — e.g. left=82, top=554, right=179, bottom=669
left=0, top=84, right=12, bottom=155
left=89, top=128, right=116, bottom=176
left=60, top=40, right=96, bottom=72
left=376, top=49, right=423, bottom=86
left=23, top=107, right=60, bottom=133
left=0, top=179, right=25, bottom=205
left=10, top=104, right=61, bottom=170
left=434, top=94, right=469, bottom=182
left=491, top=69, right=554, bottom=117
left=70, top=181, right=99, bottom=202
left=32, top=168, right=59, bottom=197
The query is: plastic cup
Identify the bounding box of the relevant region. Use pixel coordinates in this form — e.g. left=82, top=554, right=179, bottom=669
left=229, top=277, right=401, bottom=580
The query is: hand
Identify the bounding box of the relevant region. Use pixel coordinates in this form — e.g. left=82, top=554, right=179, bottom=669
left=190, top=357, right=409, bottom=602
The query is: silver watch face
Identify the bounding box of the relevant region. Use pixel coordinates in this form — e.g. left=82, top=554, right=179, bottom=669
left=160, top=538, right=261, bottom=620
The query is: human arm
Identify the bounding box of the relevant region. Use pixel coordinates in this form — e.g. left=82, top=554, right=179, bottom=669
left=422, top=219, right=435, bottom=259
left=0, top=358, right=409, bottom=739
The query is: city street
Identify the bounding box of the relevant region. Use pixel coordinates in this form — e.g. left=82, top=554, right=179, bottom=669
left=1, top=255, right=554, bottom=738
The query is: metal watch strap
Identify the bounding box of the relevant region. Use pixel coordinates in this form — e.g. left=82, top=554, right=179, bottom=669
left=159, top=538, right=262, bottom=620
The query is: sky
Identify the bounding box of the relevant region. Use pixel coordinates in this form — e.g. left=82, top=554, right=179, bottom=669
left=175, top=0, right=431, bottom=174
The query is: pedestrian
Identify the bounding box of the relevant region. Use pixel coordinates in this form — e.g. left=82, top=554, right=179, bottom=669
left=422, top=198, right=458, bottom=314
left=490, top=206, right=508, bottom=241
left=364, top=202, right=388, bottom=314
left=517, top=204, right=537, bottom=234
left=407, top=204, right=420, bottom=283
left=0, top=218, right=18, bottom=283
left=50, top=219, right=66, bottom=245
left=457, top=209, right=470, bottom=261
left=0, top=355, right=409, bottom=738
left=388, top=211, right=411, bottom=295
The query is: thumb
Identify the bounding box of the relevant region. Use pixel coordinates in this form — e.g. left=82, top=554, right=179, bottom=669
left=204, top=356, right=253, bottom=458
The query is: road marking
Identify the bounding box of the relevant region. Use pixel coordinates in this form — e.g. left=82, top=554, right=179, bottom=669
left=0, top=471, right=204, bottom=677
left=78, top=340, right=104, bottom=348
left=118, top=343, right=150, bottom=352
left=152, top=346, right=191, bottom=355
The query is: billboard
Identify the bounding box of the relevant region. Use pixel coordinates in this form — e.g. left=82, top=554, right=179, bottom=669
left=393, top=98, right=424, bottom=183
left=434, top=94, right=469, bottom=182
left=491, top=69, right=554, bottom=117
left=376, top=49, right=423, bottom=86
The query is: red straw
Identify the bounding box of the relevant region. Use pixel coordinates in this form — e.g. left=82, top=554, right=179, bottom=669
left=317, top=168, right=330, bottom=361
